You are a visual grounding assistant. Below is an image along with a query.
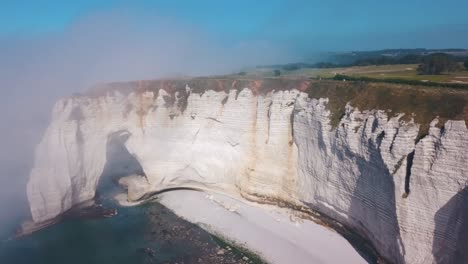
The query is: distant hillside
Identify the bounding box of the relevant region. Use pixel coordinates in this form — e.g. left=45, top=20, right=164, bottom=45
left=256, top=49, right=468, bottom=71
left=319, top=48, right=468, bottom=65
left=258, top=49, right=468, bottom=70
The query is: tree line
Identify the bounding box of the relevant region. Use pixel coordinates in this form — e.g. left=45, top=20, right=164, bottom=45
left=269, top=53, right=468, bottom=75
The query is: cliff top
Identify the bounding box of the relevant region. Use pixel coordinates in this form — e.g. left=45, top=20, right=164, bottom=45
left=82, top=77, right=467, bottom=140
left=85, top=77, right=312, bottom=97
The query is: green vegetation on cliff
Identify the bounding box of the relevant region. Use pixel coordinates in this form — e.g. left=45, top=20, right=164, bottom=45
left=306, top=80, right=468, bottom=140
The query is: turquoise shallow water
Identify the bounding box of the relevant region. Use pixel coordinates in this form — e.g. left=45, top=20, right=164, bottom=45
left=0, top=191, right=191, bottom=264
left=0, top=195, right=260, bottom=264
left=0, top=167, right=165, bottom=264
left=0, top=203, right=150, bottom=264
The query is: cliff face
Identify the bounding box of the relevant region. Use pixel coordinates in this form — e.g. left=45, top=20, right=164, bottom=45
left=27, top=79, right=468, bottom=263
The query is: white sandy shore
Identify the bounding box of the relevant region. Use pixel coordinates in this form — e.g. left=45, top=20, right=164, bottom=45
left=155, top=190, right=366, bottom=264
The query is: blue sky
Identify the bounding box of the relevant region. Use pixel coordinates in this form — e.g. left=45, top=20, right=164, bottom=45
left=2, top=0, right=468, bottom=51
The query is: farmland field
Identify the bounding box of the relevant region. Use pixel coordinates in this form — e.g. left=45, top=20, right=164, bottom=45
left=246, top=64, right=468, bottom=84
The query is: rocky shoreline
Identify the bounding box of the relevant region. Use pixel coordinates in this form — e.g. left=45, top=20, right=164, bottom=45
left=157, top=190, right=366, bottom=264
left=143, top=201, right=264, bottom=264
left=3, top=196, right=266, bottom=264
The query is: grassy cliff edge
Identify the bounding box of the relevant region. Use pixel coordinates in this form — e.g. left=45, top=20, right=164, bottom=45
left=84, top=78, right=468, bottom=141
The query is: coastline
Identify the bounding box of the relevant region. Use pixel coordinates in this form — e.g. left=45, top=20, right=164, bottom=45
left=153, top=190, right=366, bottom=264
left=16, top=188, right=373, bottom=264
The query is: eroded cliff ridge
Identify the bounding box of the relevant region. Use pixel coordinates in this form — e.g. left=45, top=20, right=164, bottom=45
left=27, top=78, right=468, bottom=263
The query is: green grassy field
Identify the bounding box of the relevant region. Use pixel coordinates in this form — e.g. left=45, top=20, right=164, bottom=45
left=346, top=65, right=468, bottom=83
left=245, top=64, right=468, bottom=84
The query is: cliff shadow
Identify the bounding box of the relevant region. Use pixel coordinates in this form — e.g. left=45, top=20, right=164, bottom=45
left=96, top=130, right=146, bottom=198
left=343, top=137, right=404, bottom=263
left=432, top=186, right=468, bottom=264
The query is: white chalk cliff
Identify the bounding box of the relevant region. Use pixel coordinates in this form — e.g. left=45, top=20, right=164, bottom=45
left=27, top=79, right=468, bottom=263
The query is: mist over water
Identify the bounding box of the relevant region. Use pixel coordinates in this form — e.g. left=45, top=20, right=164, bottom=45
left=0, top=9, right=296, bottom=233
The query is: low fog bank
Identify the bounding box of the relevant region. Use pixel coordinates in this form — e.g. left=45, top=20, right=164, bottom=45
left=0, top=10, right=296, bottom=233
